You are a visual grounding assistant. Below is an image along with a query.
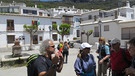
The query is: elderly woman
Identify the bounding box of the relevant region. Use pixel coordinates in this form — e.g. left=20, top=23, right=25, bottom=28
left=74, top=42, right=96, bottom=76
left=96, top=37, right=110, bottom=76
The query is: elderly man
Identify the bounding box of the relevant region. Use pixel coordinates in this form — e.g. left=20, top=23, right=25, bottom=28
left=109, top=38, right=131, bottom=76
left=27, top=39, right=64, bottom=76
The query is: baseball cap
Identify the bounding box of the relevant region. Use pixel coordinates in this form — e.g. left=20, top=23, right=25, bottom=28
left=80, top=42, right=92, bottom=50
left=111, top=38, right=120, bottom=45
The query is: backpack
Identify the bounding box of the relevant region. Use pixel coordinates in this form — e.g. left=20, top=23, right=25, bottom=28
left=26, top=54, right=39, bottom=67
left=98, top=45, right=110, bottom=62
left=121, top=49, right=131, bottom=67
left=63, top=45, right=68, bottom=51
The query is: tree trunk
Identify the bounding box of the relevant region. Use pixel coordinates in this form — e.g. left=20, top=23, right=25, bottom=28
left=87, top=35, right=89, bottom=43
left=62, top=35, right=64, bottom=41
left=29, top=33, right=33, bottom=50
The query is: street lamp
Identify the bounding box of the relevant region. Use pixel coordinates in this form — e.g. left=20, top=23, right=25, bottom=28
left=48, top=26, right=52, bottom=40
left=98, top=20, right=102, bottom=37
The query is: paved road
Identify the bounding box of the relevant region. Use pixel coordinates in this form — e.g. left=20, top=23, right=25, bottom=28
left=0, top=47, right=99, bottom=76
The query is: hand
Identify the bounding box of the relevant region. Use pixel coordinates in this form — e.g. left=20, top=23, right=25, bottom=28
left=57, top=51, right=64, bottom=62
left=125, top=67, right=135, bottom=76
left=51, top=53, right=59, bottom=65
left=99, top=59, right=104, bottom=64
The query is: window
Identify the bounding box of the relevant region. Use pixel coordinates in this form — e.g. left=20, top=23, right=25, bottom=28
left=52, top=21, right=56, bottom=25
left=88, top=15, right=92, bottom=19
left=77, top=30, right=80, bottom=37
left=94, top=26, right=99, bottom=37
left=32, top=20, right=37, bottom=25
left=39, top=36, right=42, bottom=41
left=70, top=27, right=73, bottom=34
left=52, top=22, right=56, bottom=30
left=39, top=12, right=43, bottom=16
left=131, top=14, right=134, bottom=19
left=7, top=35, right=15, bottom=43
left=104, top=25, right=109, bottom=31
left=7, top=19, right=14, bottom=30
left=121, top=27, right=135, bottom=40
left=94, top=15, right=97, bottom=21
left=23, top=9, right=37, bottom=15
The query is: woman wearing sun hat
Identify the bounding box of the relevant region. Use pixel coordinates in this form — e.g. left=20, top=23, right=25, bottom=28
left=74, top=42, right=96, bottom=76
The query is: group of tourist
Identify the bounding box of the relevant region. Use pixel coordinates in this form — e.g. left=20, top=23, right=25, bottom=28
left=26, top=37, right=135, bottom=76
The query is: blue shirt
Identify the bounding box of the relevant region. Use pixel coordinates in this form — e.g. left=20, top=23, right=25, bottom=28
left=74, top=54, right=96, bottom=76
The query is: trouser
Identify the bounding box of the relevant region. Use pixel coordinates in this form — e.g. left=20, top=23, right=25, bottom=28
left=112, top=70, right=125, bottom=76
left=98, top=61, right=108, bottom=76
left=62, top=51, right=68, bottom=63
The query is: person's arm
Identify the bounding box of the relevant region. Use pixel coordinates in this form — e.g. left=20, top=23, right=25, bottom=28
left=39, top=66, right=57, bottom=76
left=56, top=51, right=64, bottom=72
left=74, top=58, right=84, bottom=76
left=125, top=49, right=132, bottom=61
left=56, top=56, right=64, bottom=72
left=99, top=46, right=110, bottom=63
left=67, top=44, right=70, bottom=49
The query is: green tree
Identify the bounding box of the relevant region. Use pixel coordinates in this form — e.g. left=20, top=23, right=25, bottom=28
left=52, top=23, right=71, bottom=40
left=85, top=30, right=93, bottom=43
left=23, top=24, right=38, bottom=50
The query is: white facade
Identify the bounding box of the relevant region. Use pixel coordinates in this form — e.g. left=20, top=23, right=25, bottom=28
left=80, top=1, right=135, bottom=48
left=0, top=2, right=83, bottom=48
left=0, top=14, right=62, bottom=47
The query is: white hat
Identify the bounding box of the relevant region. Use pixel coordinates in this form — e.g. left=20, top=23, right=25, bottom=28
left=111, top=38, right=120, bottom=44
left=80, top=42, right=92, bottom=50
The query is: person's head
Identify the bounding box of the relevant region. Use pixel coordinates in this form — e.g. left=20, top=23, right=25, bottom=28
left=110, top=38, right=120, bottom=51
left=128, top=37, right=135, bottom=57
left=99, top=37, right=106, bottom=45
left=39, top=39, right=55, bottom=55
left=79, top=42, right=92, bottom=56
left=60, top=41, right=63, bottom=44
left=64, top=41, right=68, bottom=45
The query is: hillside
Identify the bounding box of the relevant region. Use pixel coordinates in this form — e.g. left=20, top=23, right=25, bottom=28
left=0, top=0, right=135, bottom=10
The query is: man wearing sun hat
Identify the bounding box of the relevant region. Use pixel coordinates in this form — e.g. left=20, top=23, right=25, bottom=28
left=109, top=38, right=132, bottom=76
left=74, top=42, right=96, bottom=76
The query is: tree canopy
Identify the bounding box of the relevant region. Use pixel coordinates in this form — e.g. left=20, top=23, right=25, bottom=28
left=52, top=23, right=71, bottom=40
left=1, top=0, right=135, bottom=10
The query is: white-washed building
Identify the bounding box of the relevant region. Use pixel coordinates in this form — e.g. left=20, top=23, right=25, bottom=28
left=80, top=1, right=135, bottom=48
left=0, top=1, right=84, bottom=48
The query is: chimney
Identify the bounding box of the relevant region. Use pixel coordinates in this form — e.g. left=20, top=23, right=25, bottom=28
left=35, top=4, right=37, bottom=8
left=126, top=1, right=130, bottom=8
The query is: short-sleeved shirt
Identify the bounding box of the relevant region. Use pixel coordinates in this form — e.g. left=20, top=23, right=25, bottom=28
left=27, top=55, right=56, bottom=76
left=74, top=54, right=96, bottom=75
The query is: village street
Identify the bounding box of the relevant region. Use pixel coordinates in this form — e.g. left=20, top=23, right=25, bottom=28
left=0, top=43, right=103, bottom=76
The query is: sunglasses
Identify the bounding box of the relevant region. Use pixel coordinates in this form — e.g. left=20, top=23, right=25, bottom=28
left=99, top=40, right=103, bottom=41
left=50, top=45, right=55, bottom=48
